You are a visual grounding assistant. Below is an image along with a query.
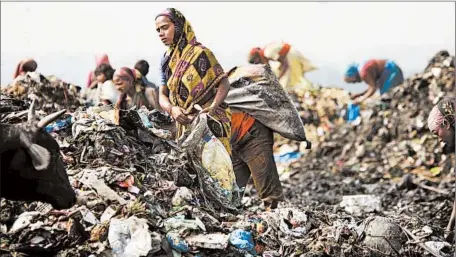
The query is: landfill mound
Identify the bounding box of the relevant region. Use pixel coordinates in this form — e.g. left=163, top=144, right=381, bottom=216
left=282, top=51, right=455, bottom=255
left=0, top=51, right=455, bottom=257
left=1, top=97, right=414, bottom=257
left=0, top=99, right=243, bottom=256
left=303, top=50, right=454, bottom=173
left=1, top=72, right=82, bottom=112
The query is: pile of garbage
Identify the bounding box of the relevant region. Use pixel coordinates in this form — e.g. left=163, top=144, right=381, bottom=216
left=275, top=51, right=455, bottom=164
left=1, top=97, right=417, bottom=257
left=295, top=86, right=350, bottom=129
left=1, top=72, right=83, bottom=112
left=0, top=99, right=240, bottom=256
left=0, top=50, right=455, bottom=257
left=300, top=50, right=455, bottom=178
left=283, top=51, right=455, bottom=255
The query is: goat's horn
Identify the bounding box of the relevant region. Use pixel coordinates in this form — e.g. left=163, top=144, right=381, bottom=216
left=37, top=109, right=67, bottom=128
left=27, top=99, right=36, bottom=124
left=15, top=110, right=29, bottom=118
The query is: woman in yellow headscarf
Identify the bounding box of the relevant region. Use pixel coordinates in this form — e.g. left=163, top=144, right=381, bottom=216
left=155, top=8, right=232, bottom=153
left=248, top=42, right=317, bottom=93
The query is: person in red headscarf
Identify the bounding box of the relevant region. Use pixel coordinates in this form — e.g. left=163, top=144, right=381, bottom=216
left=248, top=47, right=269, bottom=66
left=86, top=54, right=111, bottom=89
left=13, top=58, right=38, bottom=79
left=113, top=67, right=159, bottom=110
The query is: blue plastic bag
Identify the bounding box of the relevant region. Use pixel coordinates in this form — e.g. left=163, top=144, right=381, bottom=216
left=166, top=232, right=190, bottom=253
left=346, top=103, right=360, bottom=122
left=229, top=229, right=256, bottom=255
left=274, top=152, right=303, bottom=164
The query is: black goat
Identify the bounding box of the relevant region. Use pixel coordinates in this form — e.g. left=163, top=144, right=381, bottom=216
left=0, top=100, right=76, bottom=209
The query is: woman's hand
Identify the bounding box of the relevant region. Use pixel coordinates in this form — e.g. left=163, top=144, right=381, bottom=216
left=199, top=103, right=216, bottom=115
left=350, top=90, right=367, bottom=100
left=170, top=106, right=192, bottom=124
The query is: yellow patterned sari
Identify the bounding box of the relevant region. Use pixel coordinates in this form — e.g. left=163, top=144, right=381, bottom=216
left=158, top=8, right=232, bottom=154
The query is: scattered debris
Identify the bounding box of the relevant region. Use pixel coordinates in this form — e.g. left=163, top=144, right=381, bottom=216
left=108, top=216, right=152, bottom=257
left=0, top=51, right=454, bottom=256
left=2, top=72, right=82, bottom=112
left=339, top=195, right=383, bottom=216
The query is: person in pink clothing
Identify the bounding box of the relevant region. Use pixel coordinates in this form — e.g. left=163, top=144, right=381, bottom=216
left=428, top=97, right=455, bottom=153
left=86, top=54, right=111, bottom=89
left=427, top=97, right=455, bottom=240
left=13, top=58, right=38, bottom=79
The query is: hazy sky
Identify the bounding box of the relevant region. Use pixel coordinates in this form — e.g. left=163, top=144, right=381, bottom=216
left=1, top=2, right=455, bottom=92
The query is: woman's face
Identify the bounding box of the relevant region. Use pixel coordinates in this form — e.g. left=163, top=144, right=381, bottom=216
left=344, top=76, right=360, bottom=83
left=96, top=73, right=106, bottom=83
left=249, top=56, right=267, bottom=65
left=155, top=16, right=175, bottom=46
left=113, top=76, right=132, bottom=93
left=434, top=124, right=455, bottom=147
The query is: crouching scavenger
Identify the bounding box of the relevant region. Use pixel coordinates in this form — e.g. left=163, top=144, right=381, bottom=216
left=428, top=97, right=455, bottom=238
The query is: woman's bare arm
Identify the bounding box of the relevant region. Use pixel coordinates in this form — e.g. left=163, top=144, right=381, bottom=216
left=354, top=74, right=377, bottom=104
left=351, top=89, right=368, bottom=100
left=277, top=56, right=289, bottom=79
left=159, top=85, right=173, bottom=113
left=211, top=78, right=230, bottom=109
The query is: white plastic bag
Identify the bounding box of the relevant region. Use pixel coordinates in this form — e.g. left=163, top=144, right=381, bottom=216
left=108, top=216, right=152, bottom=257
left=201, top=129, right=236, bottom=194
left=179, top=113, right=237, bottom=202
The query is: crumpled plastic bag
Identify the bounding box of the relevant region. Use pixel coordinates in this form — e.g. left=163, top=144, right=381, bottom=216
left=185, top=233, right=229, bottom=250
left=179, top=113, right=238, bottom=202
left=258, top=208, right=311, bottom=238
left=164, top=215, right=206, bottom=253
left=229, top=229, right=257, bottom=255
left=226, top=64, right=308, bottom=142
left=8, top=211, right=41, bottom=234
left=172, top=187, right=194, bottom=207
left=424, top=241, right=453, bottom=256
left=346, top=103, right=360, bottom=122
left=339, top=195, right=382, bottom=216
left=276, top=208, right=311, bottom=237
left=164, top=215, right=206, bottom=234
left=108, top=216, right=152, bottom=257
left=201, top=130, right=236, bottom=194
left=77, top=169, right=127, bottom=205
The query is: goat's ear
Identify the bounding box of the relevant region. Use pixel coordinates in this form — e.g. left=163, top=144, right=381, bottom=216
left=27, top=144, right=51, bottom=171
